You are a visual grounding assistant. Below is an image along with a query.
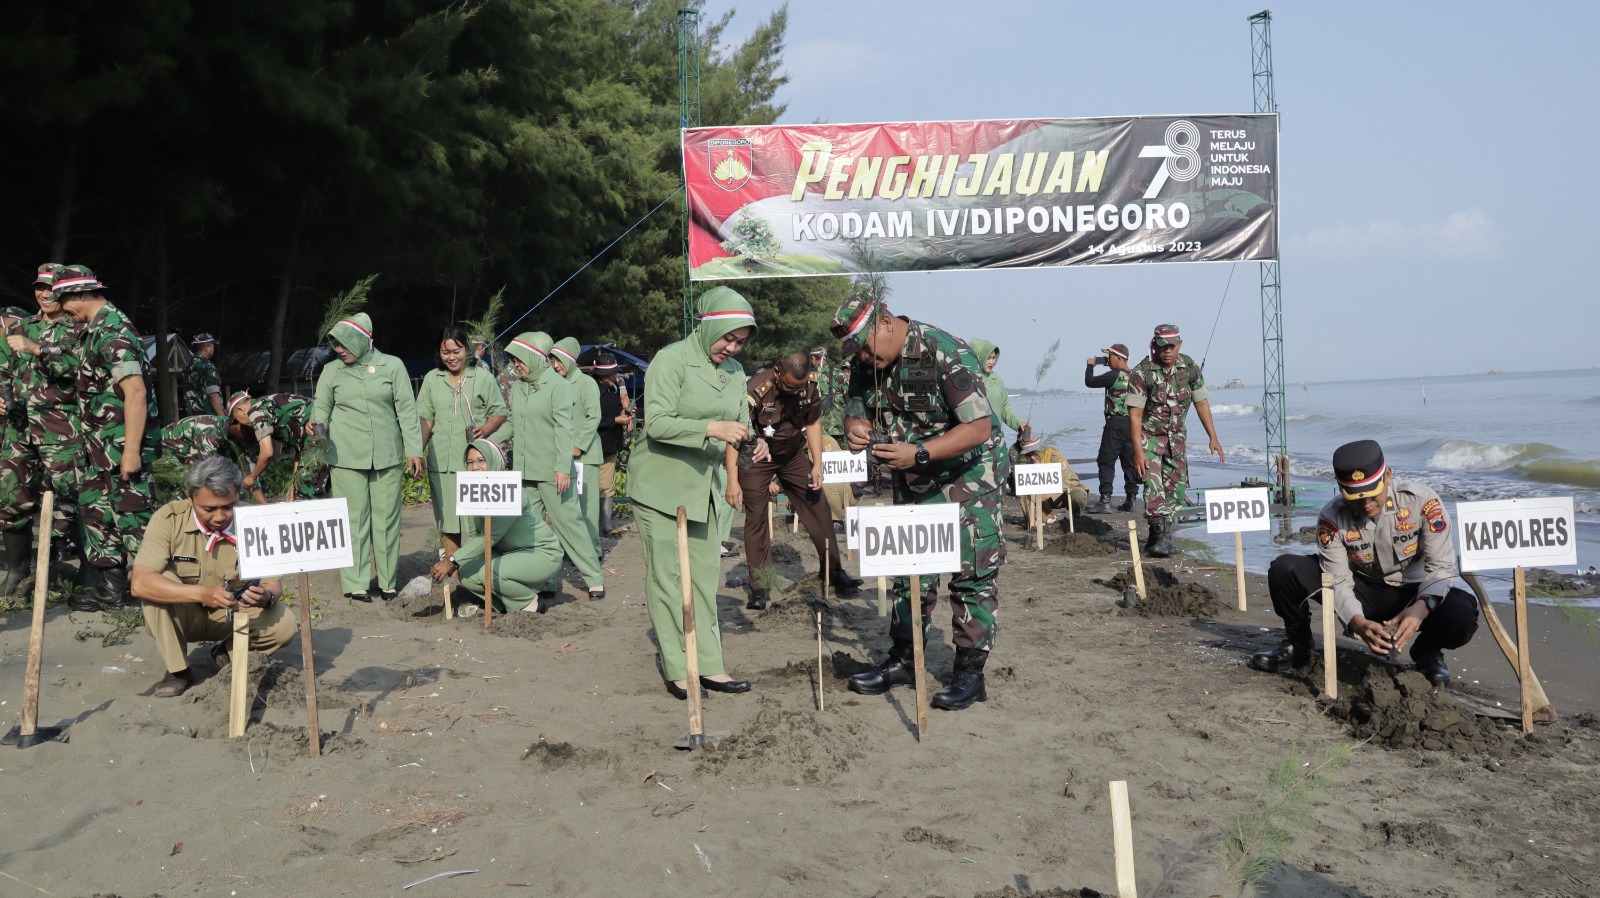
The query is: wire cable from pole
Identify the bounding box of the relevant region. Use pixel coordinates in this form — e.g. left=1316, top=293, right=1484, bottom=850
left=1199, top=260, right=1239, bottom=370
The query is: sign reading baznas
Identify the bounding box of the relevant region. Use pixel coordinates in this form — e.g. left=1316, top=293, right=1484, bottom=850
left=684, top=114, right=1277, bottom=280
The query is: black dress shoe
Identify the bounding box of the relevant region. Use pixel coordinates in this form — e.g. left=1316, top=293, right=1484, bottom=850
left=1249, top=640, right=1312, bottom=673
left=588, top=587, right=606, bottom=601
left=153, top=669, right=194, bottom=698
left=700, top=676, right=752, bottom=694
left=848, top=643, right=916, bottom=695
left=1412, top=649, right=1451, bottom=686
left=746, top=588, right=770, bottom=610
left=829, top=570, right=863, bottom=592
left=720, top=542, right=738, bottom=558
left=68, top=592, right=105, bottom=613
left=345, top=591, right=373, bottom=603
left=379, top=589, right=398, bottom=602
left=665, top=681, right=708, bottom=700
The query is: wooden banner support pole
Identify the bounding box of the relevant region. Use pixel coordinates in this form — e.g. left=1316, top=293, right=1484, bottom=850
left=228, top=608, right=251, bottom=738
left=1234, top=531, right=1247, bottom=611
left=481, top=516, right=494, bottom=630
left=1125, top=520, right=1146, bottom=602
left=1515, top=566, right=1533, bottom=734
left=909, top=575, right=928, bottom=742
left=1035, top=496, right=1044, bottom=551
left=1462, top=571, right=1553, bottom=721
left=1109, top=780, right=1138, bottom=898
left=816, top=610, right=825, bottom=712
left=443, top=582, right=454, bottom=621
left=877, top=576, right=887, bottom=616
left=1320, top=572, right=1338, bottom=699
left=297, top=571, right=322, bottom=757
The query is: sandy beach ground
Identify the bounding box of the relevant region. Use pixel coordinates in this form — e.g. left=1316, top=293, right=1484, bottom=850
left=1, top=496, right=1597, bottom=898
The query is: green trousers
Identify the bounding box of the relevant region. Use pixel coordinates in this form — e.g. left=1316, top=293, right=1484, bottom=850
left=637, top=501, right=725, bottom=681
left=331, top=464, right=403, bottom=594
left=427, top=469, right=462, bottom=534
left=459, top=544, right=562, bottom=613
left=527, top=478, right=604, bottom=591
left=577, top=461, right=601, bottom=558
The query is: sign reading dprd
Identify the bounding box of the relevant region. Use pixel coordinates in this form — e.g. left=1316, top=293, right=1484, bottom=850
left=236, top=498, right=356, bottom=579
left=1204, top=487, right=1271, bottom=534
left=454, top=471, right=522, bottom=517
left=856, top=504, right=962, bottom=577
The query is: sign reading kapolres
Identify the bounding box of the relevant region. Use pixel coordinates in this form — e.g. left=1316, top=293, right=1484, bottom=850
left=685, top=114, right=1278, bottom=280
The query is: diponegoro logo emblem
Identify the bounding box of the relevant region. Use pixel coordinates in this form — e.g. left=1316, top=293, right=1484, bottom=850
left=1137, top=120, right=1201, bottom=199
left=708, top=137, right=753, bottom=191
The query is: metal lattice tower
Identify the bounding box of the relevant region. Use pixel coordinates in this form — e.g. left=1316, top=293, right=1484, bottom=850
left=1251, top=10, right=1289, bottom=504
left=678, top=7, right=702, bottom=338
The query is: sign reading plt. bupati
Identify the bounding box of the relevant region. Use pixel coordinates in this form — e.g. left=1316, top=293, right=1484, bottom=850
left=1455, top=497, right=1577, bottom=572
left=454, top=471, right=522, bottom=517
left=822, top=450, right=868, bottom=484
left=236, top=499, right=355, bottom=579
left=857, top=504, right=963, bottom=577
left=685, top=114, right=1278, bottom=280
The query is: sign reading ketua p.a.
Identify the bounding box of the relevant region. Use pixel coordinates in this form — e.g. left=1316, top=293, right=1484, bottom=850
left=857, top=504, right=963, bottom=577
left=1204, top=487, right=1271, bottom=533
left=822, top=450, right=868, bottom=484
left=1013, top=463, right=1063, bottom=496
left=1455, top=497, right=1577, bottom=572
left=235, top=498, right=355, bottom=579
left=454, top=471, right=523, bottom=517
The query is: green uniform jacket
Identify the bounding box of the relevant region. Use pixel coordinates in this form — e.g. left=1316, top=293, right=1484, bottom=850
left=417, top=365, right=508, bottom=473
left=627, top=336, right=746, bottom=524
left=311, top=347, right=422, bottom=470
left=968, top=338, right=1023, bottom=431
left=455, top=492, right=556, bottom=567
left=571, top=372, right=603, bottom=465
left=506, top=367, right=574, bottom=482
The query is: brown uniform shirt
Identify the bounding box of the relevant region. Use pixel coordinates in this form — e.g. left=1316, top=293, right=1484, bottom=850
left=135, top=497, right=253, bottom=588
left=745, top=367, right=820, bottom=452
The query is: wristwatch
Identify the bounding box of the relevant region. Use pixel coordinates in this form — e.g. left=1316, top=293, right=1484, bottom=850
left=914, top=444, right=931, bottom=466
left=448, top=554, right=459, bottom=573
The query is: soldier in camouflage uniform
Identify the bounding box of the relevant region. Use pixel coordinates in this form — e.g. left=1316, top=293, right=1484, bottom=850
left=180, top=333, right=224, bottom=417
left=1084, top=343, right=1139, bottom=513
left=0, top=299, right=39, bottom=594
left=832, top=291, right=1007, bottom=712
left=225, top=390, right=325, bottom=501
left=809, top=346, right=848, bottom=445
left=1126, top=324, right=1224, bottom=558
left=5, top=264, right=89, bottom=596
left=158, top=415, right=228, bottom=468
left=48, top=266, right=159, bottom=610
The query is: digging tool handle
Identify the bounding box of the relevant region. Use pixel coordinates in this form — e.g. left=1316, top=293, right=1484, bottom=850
left=20, top=492, right=54, bottom=739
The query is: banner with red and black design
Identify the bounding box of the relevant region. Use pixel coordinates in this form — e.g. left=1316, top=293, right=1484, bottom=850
left=684, top=114, right=1278, bottom=280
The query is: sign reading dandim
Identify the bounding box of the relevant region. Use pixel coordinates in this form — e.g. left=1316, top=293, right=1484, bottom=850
left=236, top=498, right=355, bottom=579
left=856, top=504, right=963, bottom=578
left=685, top=114, right=1278, bottom=280
left=1455, top=497, right=1577, bottom=572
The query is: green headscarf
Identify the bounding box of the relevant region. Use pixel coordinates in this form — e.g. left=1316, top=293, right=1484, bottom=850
left=552, top=337, right=583, bottom=382
left=695, top=286, right=757, bottom=359
left=467, top=438, right=508, bottom=471
left=328, top=312, right=375, bottom=362
left=968, top=338, right=999, bottom=368
left=506, top=331, right=552, bottom=383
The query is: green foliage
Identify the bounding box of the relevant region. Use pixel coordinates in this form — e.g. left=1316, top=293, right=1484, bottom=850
left=402, top=469, right=433, bottom=507
left=151, top=456, right=189, bottom=505
left=750, top=563, right=785, bottom=592
left=1, top=577, right=83, bottom=614
left=1220, top=742, right=1359, bottom=896
left=1033, top=338, right=1061, bottom=387
left=720, top=208, right=782, bottom=260
left=280, top=586, right=338, bottom=623
left=317, top=275, right=379, bottom=347
left=73, top=605, right=144, bottom=648
left=466, top=287, right=507, bottom=348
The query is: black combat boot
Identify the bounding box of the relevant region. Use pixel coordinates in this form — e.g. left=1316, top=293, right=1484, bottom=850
left=1086, top=495, right=1112, bottom=514
left=931, top=647, right=989, bottom=710
left=1148, top=519, right=1177, bottom=558
left=97, top=565, right=135, bottom=610
left=1, top=530, right=31, bottom=595
left=599, top=498, right=614, bottom=536
left=745, top=588, right=770, bottom=611
left=1143, top=519, right=1163, bottom=555
left=1118, top=493, right=1138, bottom=513
left=1249, top=630, right=1313, bottom=673
left=828, top=567, right=863, bottom=593
left=847, top=640, right=916, bottom=695
left=1411, top=646, right=1450, bottom=686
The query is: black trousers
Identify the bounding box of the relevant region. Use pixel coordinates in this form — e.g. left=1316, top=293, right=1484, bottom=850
left=1266, top=554, right=1479, bottom=658
left=1095, top=416, right=1138, bottom=497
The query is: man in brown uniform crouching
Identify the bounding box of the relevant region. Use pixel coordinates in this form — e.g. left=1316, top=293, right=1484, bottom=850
left=131, top=455, right=298, bottom=697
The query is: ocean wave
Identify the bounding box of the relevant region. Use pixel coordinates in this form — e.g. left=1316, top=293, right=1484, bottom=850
left=1578, top=395, right=1600, bottom=406
left=1515, top=457, right=1600, bottom=491
left=1286, top=413, right=1322, bottom=422
left=1426, top=440, right=1561, bottom=472
left=1209, top=403, right=1261, bottom=418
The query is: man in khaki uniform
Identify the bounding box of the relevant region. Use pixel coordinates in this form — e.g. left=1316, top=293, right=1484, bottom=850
left=130, top=455, right=297, bottom=697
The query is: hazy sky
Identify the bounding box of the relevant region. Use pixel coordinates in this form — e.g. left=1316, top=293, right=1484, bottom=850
left=705, top=0, right=1596, bottom=388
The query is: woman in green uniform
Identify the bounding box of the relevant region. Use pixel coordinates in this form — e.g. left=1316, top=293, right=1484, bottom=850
left=418, top=324, right=508, bottom=560
left=551, top=337, right=603, bottom=560
left=430, top=439, right=561, bottom=614
left=311, top=313, right=423, bottom=601
left=628, top=286, right=757, bottom=699
left=502, top=332, right=605, bottom=600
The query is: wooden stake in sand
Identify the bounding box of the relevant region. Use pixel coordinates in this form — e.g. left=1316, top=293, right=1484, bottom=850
left=1234, top=531, right=1247, bottom=612
left=909, top=575, right=929, bottom=742
left=1320, top=572, right=1337, bottom=699
left=1462, top=571, right=1554, bottom=721
left=228, top=603, right=251, bottom=738
left=443, top=581, right=454, bottom=621
left=296, top=571, right=322, bottom=757
left=1108, top=779, right=1138, bottom=898
left=481, top=516, right=493, bottom=631
left=1035, top=496, right=1044, bottom=551
left=816, top=610, right=825, bottom=712
left=676, top=507, right=706, bottom=750
left=1125, top=520, right=1146, bottom=602
left=1514, top=566, right=1532, bottom=734
left=16, top=492, right=68, bottom=747
left=877, top=576, right=887, bottom=616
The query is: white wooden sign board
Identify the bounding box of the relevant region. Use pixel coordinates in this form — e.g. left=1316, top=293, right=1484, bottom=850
left=846, top=506, right=859, bottom=550
left=1204, top=487, right=1272, bottom=534
left=1455, top=497, right=1577, bottom=572
left=1013, top=462, right=1063, bottom=497
left=454, top=471, right=523, bottom=517
left=821, top=450, right=869, bottom=484
left=857, top=504, right=963, bottom=577
left=236, top=498, right=355, bottom=579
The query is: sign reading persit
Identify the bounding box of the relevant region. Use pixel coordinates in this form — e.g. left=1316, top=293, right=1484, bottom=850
left=235, top=498, right=356, bottom=579
left=1455, top=497, right=1577, bottom=571
left=856, top=504, right=963, bottom=577
left=822, top=450, right=869, bottom=484
left=454, top=471, right=523, bottom=517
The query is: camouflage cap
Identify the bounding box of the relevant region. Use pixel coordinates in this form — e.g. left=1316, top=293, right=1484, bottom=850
left=0, top=306, right=29, bottom=326
left=1107, top=343, right=1130, bottom=360
left=191, top=332, right=217, bottom=346
left=830, top=290, right=882, bottom=355
left=1151, top=323, right=1182, bottom=347
left=809, top=346, right=826, bottom=357
left=53, top=264, right=105, bottom=295
left=226, top=390, right=251, bottom=418
left=33, top=263, right=65, bottom=287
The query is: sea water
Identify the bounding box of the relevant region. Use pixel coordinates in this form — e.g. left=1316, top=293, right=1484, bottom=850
left=1021, top=367, right=1600, bottom=601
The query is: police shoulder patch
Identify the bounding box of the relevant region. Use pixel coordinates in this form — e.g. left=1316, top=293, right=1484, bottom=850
left=1428, top=516, right=1447, bottom=534
left=1317, top=517, right=1337, bottom=548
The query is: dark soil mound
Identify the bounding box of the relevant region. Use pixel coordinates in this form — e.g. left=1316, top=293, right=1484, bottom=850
left=1045, top=532, right=1120, bottom=558
left=1318, top=653, right=1523, bottom=756
left=1098, top=567, right=1226, bottom=619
